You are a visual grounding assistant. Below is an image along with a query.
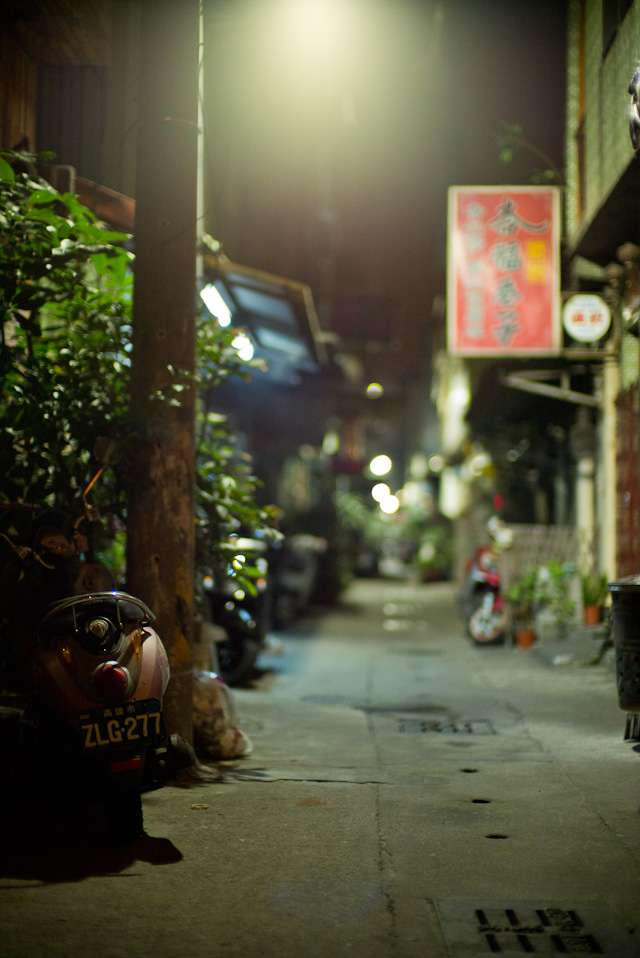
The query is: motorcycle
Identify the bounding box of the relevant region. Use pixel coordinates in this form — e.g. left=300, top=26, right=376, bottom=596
left=459, top=518, right=512, bottom=645
left=269, top=534, right=325, bottom=629
left=204, top=535, right=270, bottom=686
left=0, top=474, right=195, bottom=841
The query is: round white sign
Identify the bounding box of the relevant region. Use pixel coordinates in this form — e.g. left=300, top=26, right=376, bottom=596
left=563, top=294, right=611, bottom=343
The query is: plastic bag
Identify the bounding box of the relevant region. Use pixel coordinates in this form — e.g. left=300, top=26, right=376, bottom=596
left=192, top=670, right=253, bottom=760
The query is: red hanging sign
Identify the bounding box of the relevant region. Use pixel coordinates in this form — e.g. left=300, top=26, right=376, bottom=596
left=447, top=186, right=561, bottom=356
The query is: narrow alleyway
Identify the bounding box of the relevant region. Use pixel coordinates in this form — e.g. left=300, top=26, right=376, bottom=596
left=1, top=578, right=639, bottom=957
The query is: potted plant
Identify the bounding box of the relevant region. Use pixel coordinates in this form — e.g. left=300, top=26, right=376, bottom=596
left=415, top=525, right=454, bottom=582
left=581, top=572, right=609, bottom=625
left=506, top=564, right=539, bottom=647
left=534, top=561, right=577, bottom=638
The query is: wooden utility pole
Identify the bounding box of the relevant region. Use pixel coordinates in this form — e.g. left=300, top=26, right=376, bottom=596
left=127, top=0, right=200, bottom=741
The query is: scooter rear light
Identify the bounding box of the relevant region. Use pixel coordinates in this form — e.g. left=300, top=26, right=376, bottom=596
left=110, top=757, right=142, bottom=773
left=92, top=661, right=133, bottom=700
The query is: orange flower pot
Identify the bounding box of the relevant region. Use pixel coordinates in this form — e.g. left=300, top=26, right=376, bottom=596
left=516, top=629, right=537, bottom=649
left=584, top=604, right=602, bottom=626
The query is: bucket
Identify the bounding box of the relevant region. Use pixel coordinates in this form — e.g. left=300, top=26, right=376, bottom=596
left=608, top=575, right=640, bottom=711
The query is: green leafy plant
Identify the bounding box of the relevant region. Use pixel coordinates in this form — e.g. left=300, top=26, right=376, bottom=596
left=495, top=122, right=563, bottom=185
left=0, top=152, right=278, bottom=594
left=535, top=561, right=576, bottom=633
left=506, top=564, right=540, bottom=629
left=415, top=525, right=453, bottom=581
left=0, top=150, right=133, bottom=512
left=508, top=561, right=578, bottom=636
left=581, top=572, right=609, bottom=608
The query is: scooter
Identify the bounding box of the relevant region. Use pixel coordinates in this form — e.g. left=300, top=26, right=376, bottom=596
left=0, top=476, right=195, bottom=841
left=269, top=534, right=325, bottom=629
left=459, top=518, right=512, bottom=645
left=204, top=535, right=270, bottom=686
left=465, top=546, right=509, bottom=644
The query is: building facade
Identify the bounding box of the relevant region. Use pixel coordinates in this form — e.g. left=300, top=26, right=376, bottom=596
left=565, top=0, right=640, bottom=577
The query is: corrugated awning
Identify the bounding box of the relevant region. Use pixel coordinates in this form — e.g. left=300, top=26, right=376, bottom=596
left=466, top=358, right=597, bottom=434
left=202, top=251, right=328, bottom=373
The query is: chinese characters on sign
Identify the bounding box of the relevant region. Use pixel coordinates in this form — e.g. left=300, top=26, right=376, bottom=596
left=447, top=187, right=560, bottom=355
left=562, top=294, right=611, bottom=343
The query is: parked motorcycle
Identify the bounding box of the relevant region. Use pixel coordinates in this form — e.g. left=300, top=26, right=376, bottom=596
left=459, top=518, right=512, bottom=645
left=0, top=475, right=195, bottom=841
left=269, top=533, right=325, bottom=629
left=204, top=536, right=270, bottom=686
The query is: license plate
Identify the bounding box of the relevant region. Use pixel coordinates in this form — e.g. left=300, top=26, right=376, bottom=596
left=78, top=699, right=166, bottom=751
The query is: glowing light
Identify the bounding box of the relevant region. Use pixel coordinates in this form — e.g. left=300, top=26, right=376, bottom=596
left=200, top=284, right=232, bottom=327
left=470, top=452, right=491, bottom=476
left=274, top=0, right=350, bottom=76
left=450, top=381, right=470, bottom=408
left=371, top=483, right=390, bottom=502
left=369, top=454, right=392, bottom=477
left=428, top=455, right=444, bottom=473
left=232, top=333, right=254, bottom=361
left=366, top=382, right=384, bottom=399
left=379, top=494, right=400, bottom=515
left=322, top=430, right=340, bottom=456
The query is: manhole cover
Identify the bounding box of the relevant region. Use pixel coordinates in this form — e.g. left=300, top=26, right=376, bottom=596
left=435, top=900, right=637, bottom=956
left=399, top=719, right=495, bottom=735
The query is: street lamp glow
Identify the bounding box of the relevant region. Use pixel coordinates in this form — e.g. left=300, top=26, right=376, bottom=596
left=370, top=454, right=392, bottom=477
left=200, top=283, right=232, bottom=327
left=274, top=0, right=350, bottom=75
left=232, top=333, right=254, bottom=361
left=371, top=482, right=390, bottom=503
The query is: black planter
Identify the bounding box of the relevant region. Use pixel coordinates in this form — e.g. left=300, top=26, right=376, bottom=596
left=609, top=575, right=640, bottom=711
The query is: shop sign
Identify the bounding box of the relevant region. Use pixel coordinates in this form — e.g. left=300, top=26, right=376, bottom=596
left=447, top=186, right=561, bottom=356
left=562, top=294, right=611, bottom=343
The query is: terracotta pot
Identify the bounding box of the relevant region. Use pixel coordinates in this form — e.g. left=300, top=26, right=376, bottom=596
left=516, top=629, right=537, bottom=649
left=584, top=604, right=602, bottom=625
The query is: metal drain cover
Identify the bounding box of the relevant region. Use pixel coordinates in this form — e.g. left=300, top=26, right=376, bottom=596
left=399, top=719, right=495, bottom=735
left=435, top=900, right=637, bottom=956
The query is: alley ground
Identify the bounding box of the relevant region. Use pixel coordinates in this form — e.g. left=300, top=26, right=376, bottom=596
left=1, top=578, right=640, bottom=957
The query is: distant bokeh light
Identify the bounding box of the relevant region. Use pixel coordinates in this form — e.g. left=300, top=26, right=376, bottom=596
left=371, top=482, right=391, bottom=502
left=370, top=454, right=392, bottom=476
left=379, top=494, right=400, bottom=515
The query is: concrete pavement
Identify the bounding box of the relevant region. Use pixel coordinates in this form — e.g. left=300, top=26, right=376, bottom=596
left=1, top=577, right=639, bottom=957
